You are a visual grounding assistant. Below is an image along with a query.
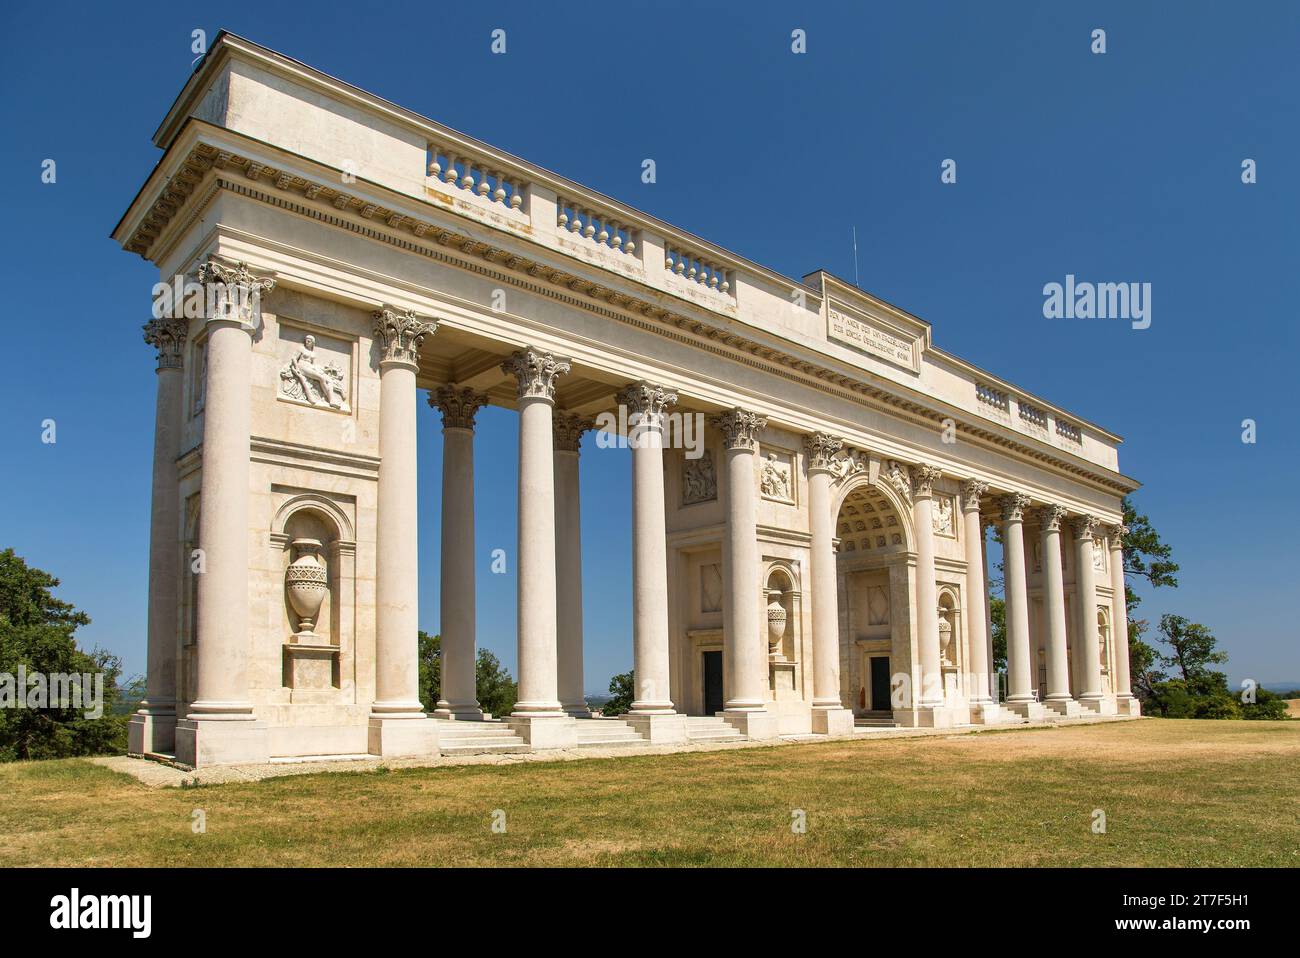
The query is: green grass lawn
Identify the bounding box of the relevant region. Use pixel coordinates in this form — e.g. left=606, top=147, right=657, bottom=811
left=1, top=719, right=1295, bottom=867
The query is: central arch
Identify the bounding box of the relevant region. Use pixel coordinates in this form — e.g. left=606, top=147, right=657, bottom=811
left=831, top=472, right=914, bottom=717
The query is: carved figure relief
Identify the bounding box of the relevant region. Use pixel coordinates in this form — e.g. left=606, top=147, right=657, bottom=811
left=760, top=452, right=793, bottom=502
left=933, top=495, right=955, bottom=537
left=280, top=333, right=350, bottom=411
left=683, top=449, right=717, bottom=505
left=1092, top=537, right=1106, bottom=572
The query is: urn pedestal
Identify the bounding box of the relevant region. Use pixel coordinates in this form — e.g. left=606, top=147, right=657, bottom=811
left=282, top=538, right=339, bottom=695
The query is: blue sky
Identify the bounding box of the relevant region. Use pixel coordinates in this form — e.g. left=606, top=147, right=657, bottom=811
left=2, top=0, right=1297, bottom=693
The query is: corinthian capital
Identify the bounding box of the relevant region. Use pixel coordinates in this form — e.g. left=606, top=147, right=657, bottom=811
left=710, top=408, right=767, bottom=451
left=1107, top=522, right=1130, bottom=545
left=1071, top=513, right=1101, bottom=541
left=430, top=385, right=488, bottom=430
left=373, top=306, right=435, bottom=368
left=1000, top=493, right=1031, bottom=522
left=803, top=432, right=844, bottom=472
left=616, top=381, right=678, bottom=430
left=911, top=464, right=942, bottom=497
left=143, top=318, right=188, bottom=370
left=961, top=479, right=989, bottom=511
left=502, top=347, right=570, bottom=401
left=553, top=411, right=595, bottom=452
left=195, top=257, right=276, bottom=330
left=1038, top=503, right=1068, bottom=532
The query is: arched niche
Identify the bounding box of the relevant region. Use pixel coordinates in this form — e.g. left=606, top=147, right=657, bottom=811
left=270, top=494, right=357, bottom=695
left=1097, top=607, right=1112, bottom=692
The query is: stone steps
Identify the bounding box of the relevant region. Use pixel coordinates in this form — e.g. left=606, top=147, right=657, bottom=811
left=685, top=716, right=747, bottom=743
left=430, top=720, right=530, bottom=755
left=571, top=718, right=650, bottom=748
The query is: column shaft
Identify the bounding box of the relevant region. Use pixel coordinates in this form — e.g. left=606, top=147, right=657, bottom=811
left=554, top=413, right=590, bottom=716
left=1002, top=495, right=1034, bottom=704
left=437, top=424, right=479, bottom=717
left=516, top=396, right=561, bottom=713
left=1109, top=527, right=1135, bottom=701
left=715, top=410, right=767, bottom=712
left=912, top=466, right=943, bottom=708
left=1040, top=507, right=1072, bottom=702
left=808, top=466, right=840, bottom=707
left=961, top=481, right=991, bottom=704
left=191, top=317, right=255, bottom=715
left=1074, top=516, right=1104, bottom=703
left=622, top=384, right=676, bottom=714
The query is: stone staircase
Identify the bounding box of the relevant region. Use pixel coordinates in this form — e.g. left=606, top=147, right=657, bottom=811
left=430, top=719, right=529, bottom=756
left=854, top=712, right=898, bottom=730
left=570, top=717, right=649, bottom=748
left=685, top=715, right=747, bottom=743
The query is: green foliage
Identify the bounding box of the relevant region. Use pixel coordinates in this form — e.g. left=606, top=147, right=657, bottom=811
left=1153, top=613, right=1227, bottom=685
left=1241, top=688, right=1290, bottom=721
left=989, top=596, right=1007, bottom=673
left=1121, top=498, right=1179, bottom=590
left=416, top=630, right=518, bottom=718
left=475, top=649, right=517, bottom=718
left=602, top=670, right=634, bottom=716
left=0, top=549, right=128, bottom=761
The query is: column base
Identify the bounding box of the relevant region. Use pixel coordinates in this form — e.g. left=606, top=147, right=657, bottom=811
left=891, top=705, right=958, bottom=729
left=503, top=714, right=579, bottom=749
left=1043, top=697, right=1084, bottom=717
left=127, top=707, right=176, bottom=756
left=810, top=705, right=856, bottom=735
left=1003, top=698, right=1049, bottom=721
left=721, top=709, right=781, bottom=740
left=368, top=715, right=439, bottom=758
left=562, top=704, right=593, bottom=719
left=622, top=712, right=688, bottom=743
left=1115, top=695, right=1142, bottom=717
left=1079, top=695, right=1118, bottom=716
left=431, top=704, right=487, bottom=721
left=175, top=717, right=269, bottom=768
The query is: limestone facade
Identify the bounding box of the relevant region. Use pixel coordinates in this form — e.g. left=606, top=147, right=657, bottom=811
left=118, top=34, right=1140, bottom=767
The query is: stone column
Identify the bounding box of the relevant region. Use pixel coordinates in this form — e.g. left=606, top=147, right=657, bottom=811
left=617, top=384, right=688, bottom=743
left=554, top=411, right=593, bottom=718
left=961, top=480, right=995, bottom=718
left=430, top=386, right=488, bottom=720
left=1108, top=524, right=1140, bottom=715
left=1073, top=514, right=1113, bottom=713
left=911, top=464, right=945, bottom=716
left=368, top=306, right=439, bottom=758
left=1039, top=505, right=1080, bottom=716
left=805, top=434, right=854, bottom=735
left=501, top=348, right=576, bottom=748
left=1000, top=493, right=1044, bottom=719
left=175, top=259, right=275, bottom=767
left=130, top=318, right=187, bottom=757
left=711, top=408, right=778, bottom=739
left=981, top=517, right=996, bottom=700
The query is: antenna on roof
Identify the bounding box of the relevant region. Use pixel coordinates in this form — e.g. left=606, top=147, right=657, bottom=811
left=852, top=225, right=860, bottom=288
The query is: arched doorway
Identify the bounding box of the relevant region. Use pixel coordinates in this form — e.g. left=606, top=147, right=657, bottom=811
left=832, top=475, right=913, bottom=717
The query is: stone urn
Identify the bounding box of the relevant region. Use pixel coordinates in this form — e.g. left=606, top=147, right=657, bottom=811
left=766, top=589, right=787, bottom=656
left=285, top=538, right=327, bottom=637
left=938, top=612, right=953, bottom=667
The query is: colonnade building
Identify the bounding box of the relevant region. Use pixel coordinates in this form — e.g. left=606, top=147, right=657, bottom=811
left=116, top=34, right=1140, bottom=767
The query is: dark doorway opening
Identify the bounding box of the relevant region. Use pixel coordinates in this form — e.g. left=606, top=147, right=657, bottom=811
left=870, top=655, right=892, bottom=711
left=702, top=650, right=724, bottom=716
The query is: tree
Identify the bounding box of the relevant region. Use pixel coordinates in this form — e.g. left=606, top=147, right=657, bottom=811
left=1152, top=613, right=1227, bottom=685
left=1117, top=497, right=1180, bottom=710
left=475, top=649, right=517, bottom=717
left=602, top=670, right=634, bottom=716
left=415, top=631, right=518, bottom=718
left=0, top=549, right=127, bottom=761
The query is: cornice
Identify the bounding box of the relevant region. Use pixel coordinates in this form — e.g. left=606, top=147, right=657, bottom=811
left=118, top=136, right=1139, bottom=500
